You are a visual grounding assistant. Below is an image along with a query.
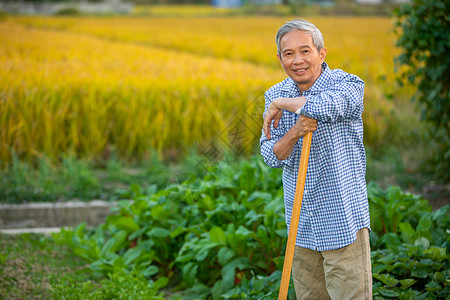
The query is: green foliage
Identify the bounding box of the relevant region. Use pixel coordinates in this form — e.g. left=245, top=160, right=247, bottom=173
left=53, top=158, right=449, bottom=299
left=394, top=0, right=450, bottom=181
left=371, top=205, right=450, bottom=299
left=50, top=273, right=165, bottom=299
left=53, top=157, right=292, bottom=298
left=0, top=151, right=208, bottom=204
left=368, top=182, right=450, bottom=299
left=367, top=182, right=431, bottom=236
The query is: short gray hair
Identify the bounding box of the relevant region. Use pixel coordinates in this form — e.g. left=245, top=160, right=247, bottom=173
left=276, top=19, right=324, bottom=55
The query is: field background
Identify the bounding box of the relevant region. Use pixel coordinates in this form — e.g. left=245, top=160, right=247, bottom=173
left=1, top=5, right=449, bottom=300
left=0, top=8, right=432, bottom=199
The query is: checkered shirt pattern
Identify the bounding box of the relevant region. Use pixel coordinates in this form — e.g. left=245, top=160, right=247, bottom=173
left=260, top=62, right=371, bottom=251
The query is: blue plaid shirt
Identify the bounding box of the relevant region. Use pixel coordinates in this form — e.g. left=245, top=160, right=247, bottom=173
left=260, top=62, right=371, bottom=251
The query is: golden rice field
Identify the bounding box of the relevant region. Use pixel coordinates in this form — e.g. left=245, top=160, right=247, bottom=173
left=0, top=15, right=413, bottom=163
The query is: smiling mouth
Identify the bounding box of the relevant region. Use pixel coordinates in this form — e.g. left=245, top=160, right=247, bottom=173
left=293, top=68, right=308, bottom=73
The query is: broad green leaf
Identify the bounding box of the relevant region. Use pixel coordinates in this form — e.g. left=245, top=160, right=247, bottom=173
left=372, top=264, right=389, bottom=274
left=434, top=272, right=447, bottom=283
left=247, top=191, right=272, bottom=203
left=380, top=233, right=402, bottom=248
left=89, top=259, right=112, bottom=273
left=128, top=226, right=148, bottom=240
left=210, top=226, right=227, bottom=244
left=432, top=205, right=448, bottom=223
left=400, top=279, right=416, bottom=289
left=272, top=256, right=285, bottom=270
left=373, top=274, right=399, bottom=287
left=147, top=227, right=171, bottom=238
left=399, top=222, right=415, bottom=242
left=417, top=215, right=432, bottom=232
left=218, top=247, right=236, bottom=266
left=222, top=257, right=250, bottom=291
left=378, top=253, right=396, bottom=265
left=112, top=256, right=125, bottom=269
left=275, top=229, right=288, bottom=238
left=257, top=225, right=270, bottom=243
left=100, top=230, right=127, bottom=257
left=188, top=283, right=211, bottom=299
left=176, top=253, right=195, bottom=263
left=142, top=265, right=159, bottom=277
left=182, top=262, right=198, bottom=287
left=195, top=249, right=209, bottom=261
left=123, top=247, right=143, bottom=265
left=419, top=258, right=434, bottom=266
left=424, top=247, right=447, bottom=261
left=154, top=277, right=169, bottom=289
left=221, top=287, right=240, bottom=298
left=411, top=269, right=428, bottom=278
left=170, top=226, right=186, bottom=238
left=236, top=225, right=252, bottom=237
left=415, top=237, right=430, bottom=249
left=425, top=280, right=442, bottom=293
left=211, top=280, right=223, bottom=300
left=379, top=289, right=400, bottom=297
left=197, top=239, right=220, bottom=250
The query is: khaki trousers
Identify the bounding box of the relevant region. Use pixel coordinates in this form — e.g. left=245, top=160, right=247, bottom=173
left=292, top=228, right=372, bottom=300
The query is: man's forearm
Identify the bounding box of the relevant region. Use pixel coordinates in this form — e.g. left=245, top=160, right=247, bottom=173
left=273, top=126, right=301, bottom=160
left=274, top=97, right=307, bottom=113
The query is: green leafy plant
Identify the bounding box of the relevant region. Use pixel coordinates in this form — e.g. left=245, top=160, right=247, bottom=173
left=53, top=158, right=449, bottom=299
left=367, top=182, right=431, bottom=236
left=371, top=205, right=450, bottom=299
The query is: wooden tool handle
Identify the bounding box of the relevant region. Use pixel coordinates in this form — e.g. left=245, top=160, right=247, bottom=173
left=278, top=131, right=313, bottom=300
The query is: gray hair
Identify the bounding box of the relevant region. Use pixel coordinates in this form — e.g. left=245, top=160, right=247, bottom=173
left=276, top=19, right=324, bottom=55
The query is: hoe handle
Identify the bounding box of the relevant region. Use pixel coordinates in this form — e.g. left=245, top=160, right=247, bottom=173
left=278, top=131, right=313, bottom=300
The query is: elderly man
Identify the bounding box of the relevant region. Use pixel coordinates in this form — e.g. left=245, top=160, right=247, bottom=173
left=260, top=19, right=372, bottom=299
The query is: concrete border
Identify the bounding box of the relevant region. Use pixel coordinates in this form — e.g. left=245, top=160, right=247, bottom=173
left=0, top=200, right=116, bottom=230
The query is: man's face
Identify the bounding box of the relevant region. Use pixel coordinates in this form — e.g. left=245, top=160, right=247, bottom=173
left=277, top=30, right=327, bottom=92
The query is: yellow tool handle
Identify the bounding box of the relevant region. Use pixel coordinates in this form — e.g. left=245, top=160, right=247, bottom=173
left=278, top=131, right=313, bottom=300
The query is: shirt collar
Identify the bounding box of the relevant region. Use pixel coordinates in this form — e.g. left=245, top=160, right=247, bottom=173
left=281, top=62, right=330, bottom=96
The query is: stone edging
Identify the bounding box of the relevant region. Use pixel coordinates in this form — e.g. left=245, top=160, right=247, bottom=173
left=0, top=200, right=116, bottom=230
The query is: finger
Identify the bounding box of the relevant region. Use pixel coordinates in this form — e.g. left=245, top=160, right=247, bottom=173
left=263, top=120, right=271, bottom=140
left=273, top=119, right=280, bottom=129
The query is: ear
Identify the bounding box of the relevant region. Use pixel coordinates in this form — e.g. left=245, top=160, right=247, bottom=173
left=277, top=53, right=283, bottom=65
left=319, top=47, right=327, bottom=63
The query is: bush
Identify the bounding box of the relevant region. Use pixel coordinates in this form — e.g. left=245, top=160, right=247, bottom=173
left=394, top=0, right=450, bottom=182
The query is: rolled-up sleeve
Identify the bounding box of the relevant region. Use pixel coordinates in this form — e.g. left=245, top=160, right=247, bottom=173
left=260, top=92, right=296, bottom=169
left=300, top=73, right=364, bottom=123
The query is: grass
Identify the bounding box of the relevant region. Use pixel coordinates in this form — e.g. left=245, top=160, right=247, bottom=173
left=1, top=143, right=441, bottom=205
left=0, top=233, right=90, bottom=299
left=0, top=150, right=211, bottom=204
left=0, top=233, right=170, bottom=299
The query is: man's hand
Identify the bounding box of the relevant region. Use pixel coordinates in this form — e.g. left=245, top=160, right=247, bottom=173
left=263, top=97, right=309, bottom=140
left=272, top=115, right=317, bottom=160
left=293, top=115, right=318, bottom=138
left=263, top=101, right=283, bottom=140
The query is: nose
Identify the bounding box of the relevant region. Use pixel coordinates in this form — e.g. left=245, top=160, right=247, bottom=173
left=293, top=54, right=303, bottom=64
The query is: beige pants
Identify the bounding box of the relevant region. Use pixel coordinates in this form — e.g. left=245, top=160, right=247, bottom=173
left=292, top=228, right=372, bottom=300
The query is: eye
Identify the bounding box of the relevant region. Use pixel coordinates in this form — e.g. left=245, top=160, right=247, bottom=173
left=284, top=52, right=293, bottom=57
left=302, top=50, right=310, bottom=54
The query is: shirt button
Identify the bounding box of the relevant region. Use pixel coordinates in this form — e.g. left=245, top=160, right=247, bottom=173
left=309, top=212, right=313, bottom=217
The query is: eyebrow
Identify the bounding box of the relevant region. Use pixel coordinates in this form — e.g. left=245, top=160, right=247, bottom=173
left=281, top=45, right=312, bottom=54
